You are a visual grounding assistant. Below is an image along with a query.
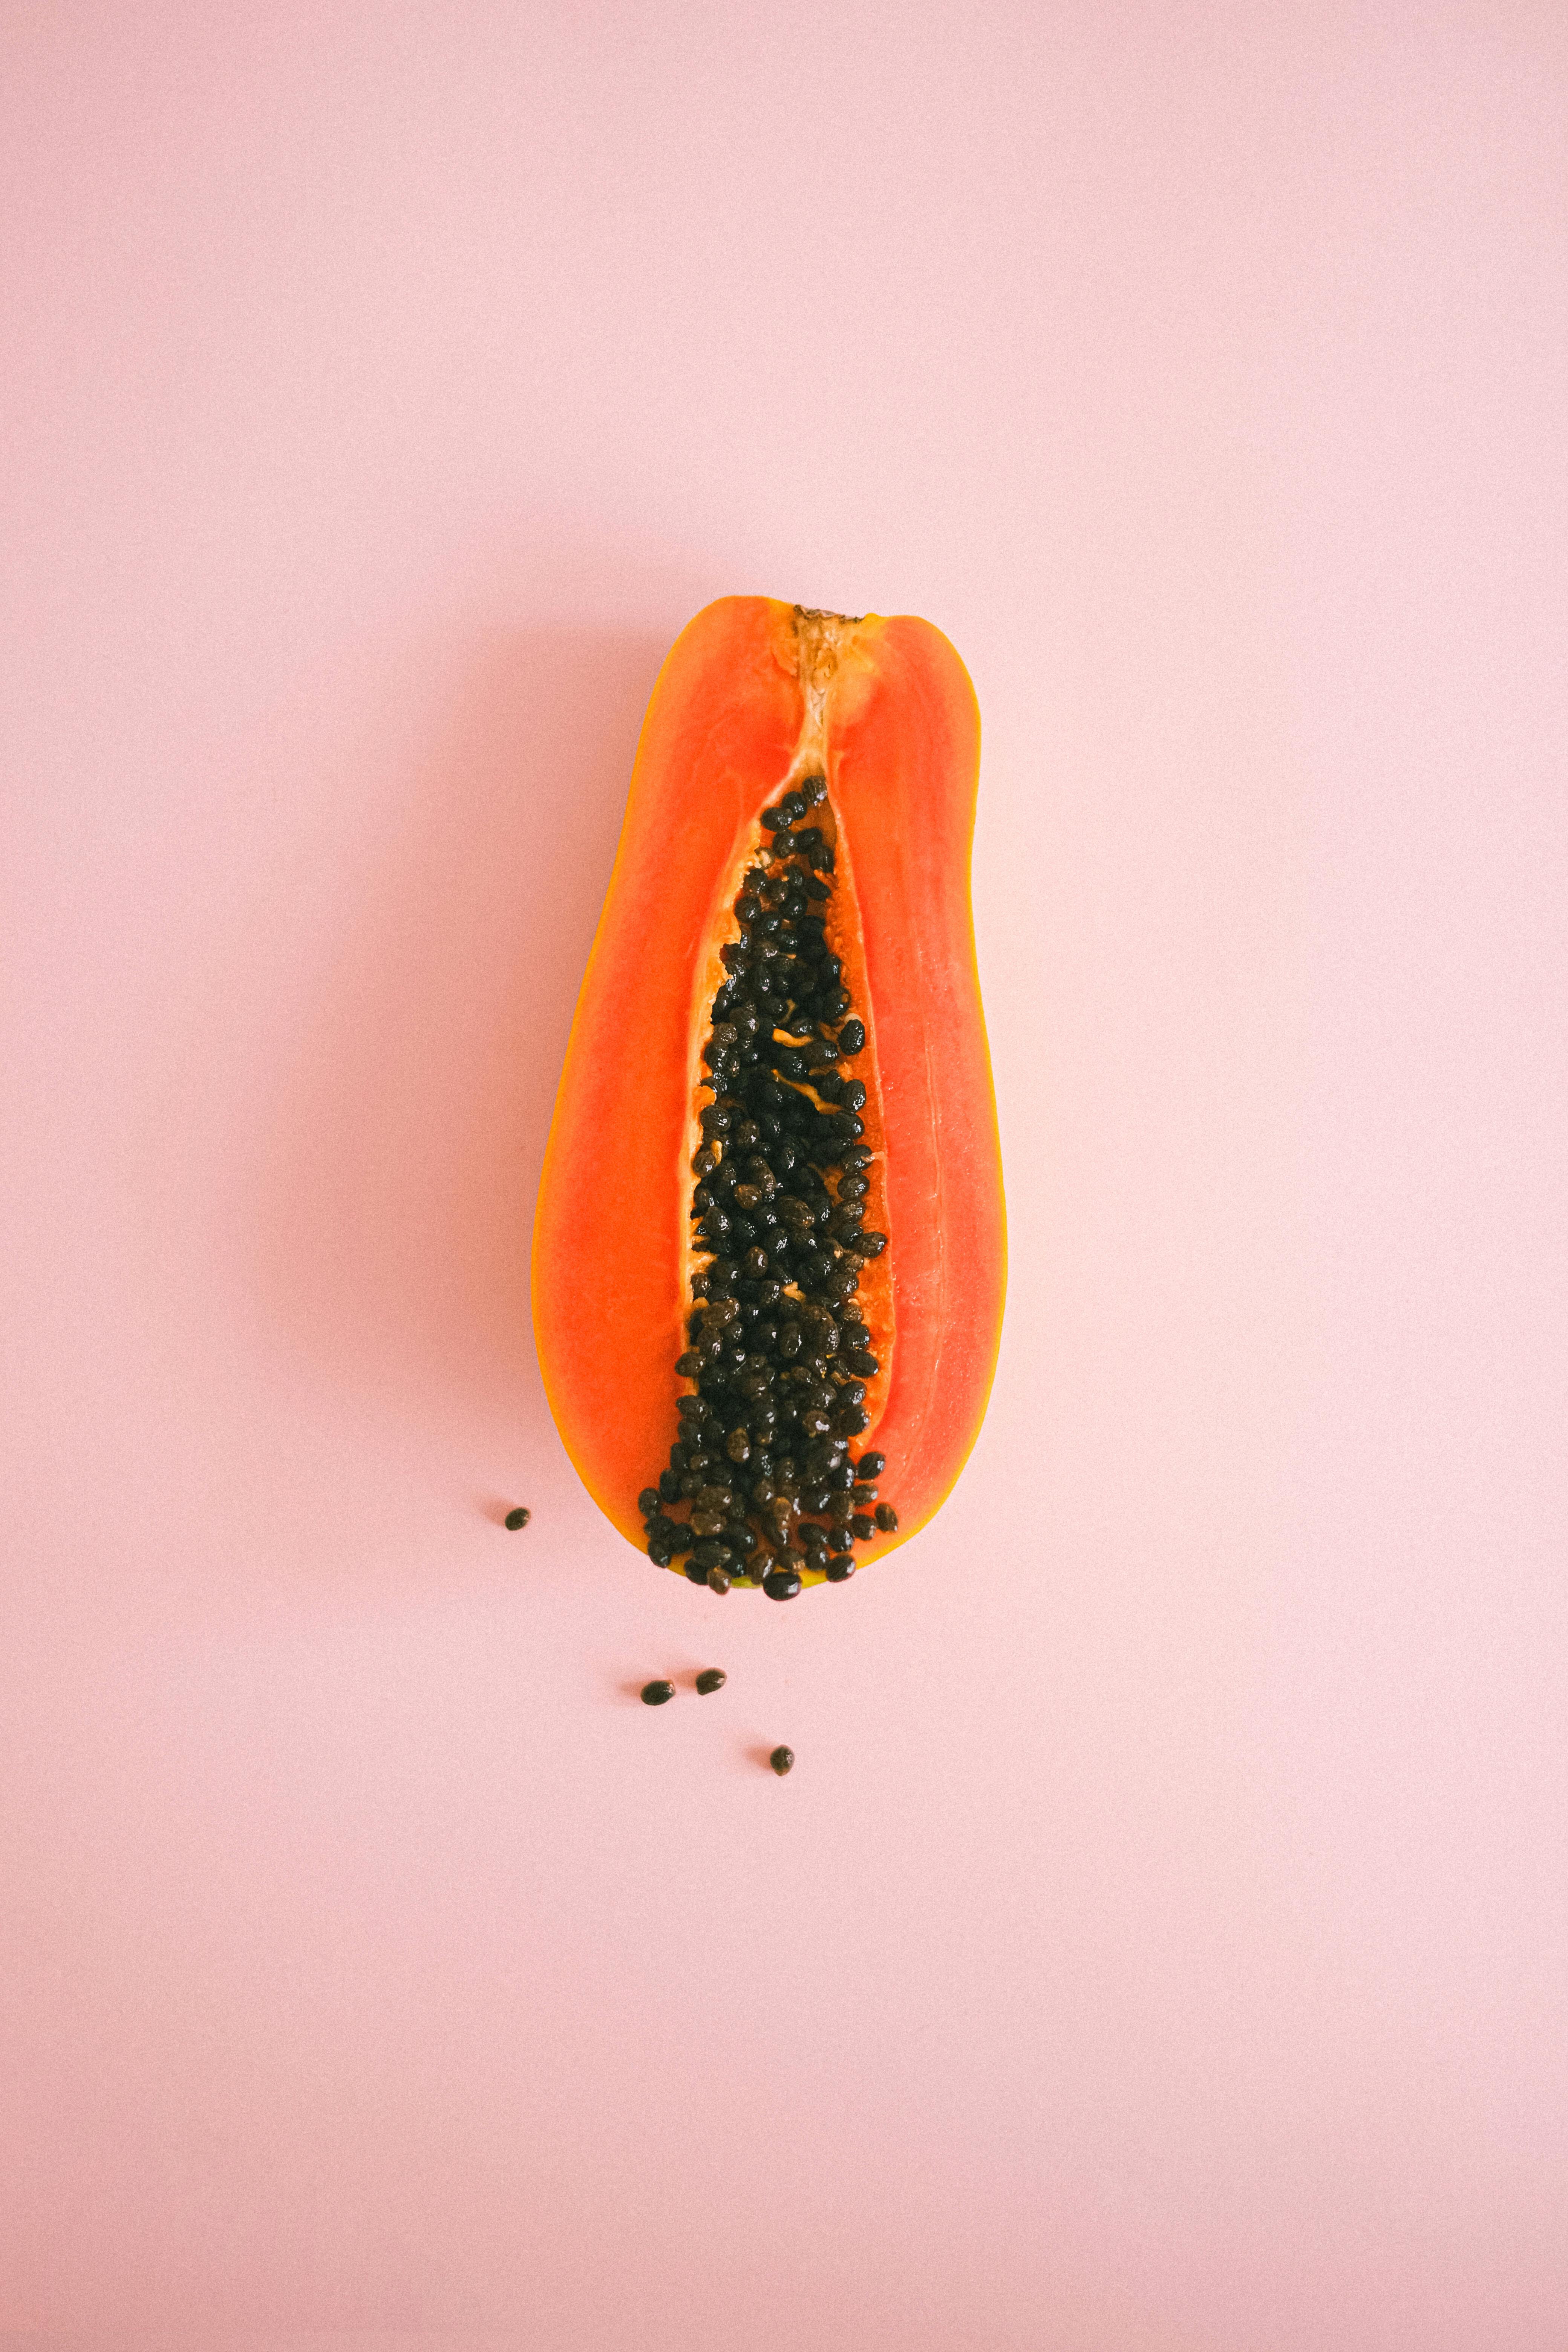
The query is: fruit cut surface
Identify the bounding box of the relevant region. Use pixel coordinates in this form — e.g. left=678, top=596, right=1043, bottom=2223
left=532, top=596, right=1005, bottom=1582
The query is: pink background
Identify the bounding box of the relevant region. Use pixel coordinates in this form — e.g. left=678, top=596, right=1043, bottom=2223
left=3, top=5, right=1566, bottom=2346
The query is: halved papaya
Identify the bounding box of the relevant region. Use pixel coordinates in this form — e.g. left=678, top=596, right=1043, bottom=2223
left=532, top=597, right=1004, bottom=1595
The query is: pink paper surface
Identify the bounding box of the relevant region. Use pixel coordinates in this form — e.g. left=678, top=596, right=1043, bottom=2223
left=3, top=6, right=1565, bottom=2346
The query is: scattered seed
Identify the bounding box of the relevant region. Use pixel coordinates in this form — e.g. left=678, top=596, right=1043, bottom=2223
left=503, top=1507, right=531, bottom=1531
left=769, top=1744, right=795, bottom=1775
left=641, top=1680, right=676, bottom=1705
left=695, top=1668, right=727, bottom=1695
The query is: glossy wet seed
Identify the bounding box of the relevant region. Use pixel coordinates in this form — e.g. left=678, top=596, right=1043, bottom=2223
left=639, top=780, right=899, bottom=1588
left=503, top=1507, right=531, bottom=1531
left=695, top=1668, right=727, bottom=1694
left=641, top=1680, right=676, bottom=1705
left=769, top=1745, right=796, bottom=1775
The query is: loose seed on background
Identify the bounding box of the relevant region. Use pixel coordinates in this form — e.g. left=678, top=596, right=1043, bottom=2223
left=769, top=1746, right=795, bottom=1776
left=503, top=1507, right=531, bottom=1531
left=695, top=1668, right=727, bottom=1695
left=641, top=1680, right=676, bottom=1706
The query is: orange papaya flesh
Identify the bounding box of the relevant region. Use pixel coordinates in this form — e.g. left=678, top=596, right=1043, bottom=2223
left=531, top=597, right=1005, bottom=1593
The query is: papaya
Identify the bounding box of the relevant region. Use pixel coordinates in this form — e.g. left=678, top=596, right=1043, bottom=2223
left=532, top=597, right=1004, bottom=1596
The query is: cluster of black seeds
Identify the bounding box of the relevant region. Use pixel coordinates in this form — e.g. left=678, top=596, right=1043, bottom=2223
left=637, top=772, right=899, bottom=1599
